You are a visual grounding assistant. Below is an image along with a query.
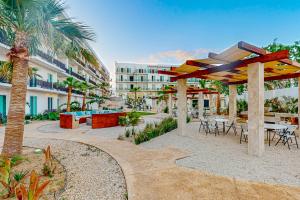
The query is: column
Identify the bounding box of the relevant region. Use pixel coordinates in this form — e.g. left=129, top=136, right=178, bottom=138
left=198, top=92, right=204, bottom=118
left=209, top=94, right=213, bottom=114
left=248, top=62, right=265, bottom=156
left=168, top=93, right=172, bottom=116
left=295, top=77, right=300, bottom=136
left=177, top=79, right=187, bottom=136
left=229, top=85, right=237, bottom=121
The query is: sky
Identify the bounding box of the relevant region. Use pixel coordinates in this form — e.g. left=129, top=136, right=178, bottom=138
left=65, top=0, right=300, bottom=87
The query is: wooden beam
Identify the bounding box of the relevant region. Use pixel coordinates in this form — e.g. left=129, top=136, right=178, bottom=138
left=228, top=72, right=300, bottom=85
left=171, top=50, right=289, bottom=81
left=238, top=41, right=300, bottom=68
left=185, top=60, right=216, bottom=68
left=158, top=70, right=180, bottom=76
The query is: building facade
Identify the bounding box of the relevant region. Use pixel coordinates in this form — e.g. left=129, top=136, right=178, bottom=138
left=0, top=33, right=110, bottom=117
left=115, top=62, right=199, bottom=108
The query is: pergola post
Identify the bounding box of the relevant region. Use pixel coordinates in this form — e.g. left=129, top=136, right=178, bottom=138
left=229, top=85, right=237, bottom=121
left=248, top=62, right=265, bottom=156
left=177, top=79, right=187, bottom=135
left=198, top=92, right=204, bottom=118
left=209, top=94, right=214, bottom=115
left=298, top=77, right=300, bottom=136
left=168, top=93, right=172, bottom=116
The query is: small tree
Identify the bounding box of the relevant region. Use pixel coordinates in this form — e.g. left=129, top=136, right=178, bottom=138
left=130, top=87, right=141, bottom=110
left=62, top=77, right=80, bottom=112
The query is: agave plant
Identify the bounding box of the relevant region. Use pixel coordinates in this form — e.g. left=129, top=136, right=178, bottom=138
left=0, top=159, right=27, bottom=198
left=16, top=170, right=50, bottom=200
left=42, top=146, right=56, bottom=177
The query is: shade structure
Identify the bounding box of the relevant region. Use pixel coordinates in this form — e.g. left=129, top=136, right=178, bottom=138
left=158, top=41, right=300, bottom=84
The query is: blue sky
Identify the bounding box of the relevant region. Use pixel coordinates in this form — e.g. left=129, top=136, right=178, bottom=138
left=66, top=0, right=300, bottom=83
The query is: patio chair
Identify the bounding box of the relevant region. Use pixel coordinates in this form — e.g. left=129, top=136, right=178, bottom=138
left=275, top=125, right=299, bottom=149
left=198, top=117, right=207, bottom=133
left=225, top=119, right=238, bottom=135
left=239, top=123, right=248, bottom=144
left=205, top=118, right=218, bottom=136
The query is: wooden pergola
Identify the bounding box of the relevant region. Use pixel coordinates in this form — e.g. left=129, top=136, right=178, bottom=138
left=159, top=41, right=300, bottom=156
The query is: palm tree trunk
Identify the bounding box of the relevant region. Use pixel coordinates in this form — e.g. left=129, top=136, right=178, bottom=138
left=67, top=87, right=72, bottom=112
left=2, top=33, right=29, bottom=156
left=134, top=91, right=137, bottom=110
left=82, top=94, right=86, bottom=111
left=216, top=93, right=221, bottom=115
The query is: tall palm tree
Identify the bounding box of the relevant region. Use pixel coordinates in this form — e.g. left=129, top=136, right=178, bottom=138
left=78, top=81, right=93, bottom=111
left=0, top=0, right=95, bottom=156
left=63, top=77, right=81, bottom=112
left=130, top=87, right=141, bottom=110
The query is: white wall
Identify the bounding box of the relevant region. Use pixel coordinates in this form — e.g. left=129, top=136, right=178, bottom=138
left=237, top=87, right=299, bottom=100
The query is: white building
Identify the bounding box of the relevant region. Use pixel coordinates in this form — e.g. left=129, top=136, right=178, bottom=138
left=0, top=33, right=110, bottom=117
left=115, top=62, right=199, bottom=108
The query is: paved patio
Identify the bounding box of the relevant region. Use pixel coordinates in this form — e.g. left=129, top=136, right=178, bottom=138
left=0, top=115, right=300, bottom=199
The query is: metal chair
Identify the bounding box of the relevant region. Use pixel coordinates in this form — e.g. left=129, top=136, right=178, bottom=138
left=275, top=125, right=298, bottom=149
left=225, top=119, right=238, bottom=135
left=239, top=123, right=248, bottom=144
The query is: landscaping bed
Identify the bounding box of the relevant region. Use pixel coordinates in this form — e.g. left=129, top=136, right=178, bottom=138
left=0, top=147, right=66, bottom=200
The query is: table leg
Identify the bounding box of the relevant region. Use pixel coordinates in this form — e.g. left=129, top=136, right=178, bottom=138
left=223, top=122, right=225, bottom=134
left=268, top=131, right=271, bottom=146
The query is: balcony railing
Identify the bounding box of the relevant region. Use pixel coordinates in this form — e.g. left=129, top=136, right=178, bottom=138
left=28, top=79, right=83, bottom=95
left=70, top=71, right=85, bottom=81
left=0, top=32, right=10, bottom=46
left=89, top=79, right=96, bottom=85
left=35, top=50, right=68, bottom=72
left=88, top=65, right=96, bottom=74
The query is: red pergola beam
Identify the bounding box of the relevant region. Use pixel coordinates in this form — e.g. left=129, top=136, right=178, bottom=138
left=238, top=41, right=300, bottom=67
left=171, top=50, right=289, bottom=81
left=158, top=70, right=181, bottom=76
left=228, top=72, right=300, bottom=85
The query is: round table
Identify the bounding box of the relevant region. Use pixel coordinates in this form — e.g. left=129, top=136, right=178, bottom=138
left=214, top=118, right=229, bottom=133
left=264, top=123, right=287, bottom=146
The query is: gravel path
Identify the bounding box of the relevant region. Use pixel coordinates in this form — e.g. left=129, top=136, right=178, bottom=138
left=141, top=121, right=300, bottom=187
left=25, top=138, right=127, bottom=200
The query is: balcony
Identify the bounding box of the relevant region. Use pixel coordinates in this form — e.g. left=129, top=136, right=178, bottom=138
left=35, top=50, right=68, bottom=72
left=0, top=32, right=10, bottom=46
left=70, top=71, right=86, bottom=81
left=28, top=79, right=83, bottom=95
left=88, top=65, right=97, bottom=74
left=89, top=79, right=97, bottom=85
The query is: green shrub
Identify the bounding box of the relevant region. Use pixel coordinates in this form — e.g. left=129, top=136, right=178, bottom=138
left=186, top=116, right=191, bottom=123
left=163, top=106, right=169, bottom=113
left=48, top=112, right=59, bottom=121
left=118, top=116, right=128, bottom=126
left=134, top=117, right=177, bottom=144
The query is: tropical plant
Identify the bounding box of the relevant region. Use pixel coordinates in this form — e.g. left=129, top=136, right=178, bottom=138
left=42, top=146, right=55, bottom=177
left=130, top=87, right=141, bottom=110
left=62, top=77, right=81, bottom=112
left=87, top=94, right=109, bottom=109
left=16, top=170, right=50, bottom=200
left=134, top=117, right=177, bottom=144
left=0, top=159, right=27, bottom=198
left=78, top=81, right=94, bottom=111
left=118, top=116, right=128, bottom=126
left=237, top=99, right=248, bottom=114
left=127, top=111, right=140, bottom=135
left=0, top=0, right=96, bottom=156
left=0, top=62, right=41, bottom=83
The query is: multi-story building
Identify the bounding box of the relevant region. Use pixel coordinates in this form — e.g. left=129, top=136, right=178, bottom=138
left=115, top=62, right=199, bottom=108
left=0, top=33, right=110, bottom=117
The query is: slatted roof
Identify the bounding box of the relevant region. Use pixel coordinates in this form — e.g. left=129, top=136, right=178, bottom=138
left=158, top=41, right=300, bottom=85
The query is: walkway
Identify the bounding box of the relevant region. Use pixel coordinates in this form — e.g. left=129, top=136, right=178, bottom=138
left=0, top=116, right=300, bottom=200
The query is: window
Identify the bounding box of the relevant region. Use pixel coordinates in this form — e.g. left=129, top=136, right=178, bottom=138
left=120, top=75, right=123, bottom=81
left=121, top=68, right=124, bottom=73
left=160, top=76, right=164, bottom=82
left=129, top=76, right=134, bottom=82
left=29, top=77, right=37, bottom=87
left=47, top=74, right=53, bottom=83
left=68, top=67, right=73, bottom=74
left=30, top=96, right=37, bottom=116
left=48, top=97, right=53, bottom=111
left=152, top=76, right=154, bottom=81
left=0, top=95, right=6, bottom=117
left=130, top=84, right=134, bottom=89
left=141, top=76, right=144, bottom=82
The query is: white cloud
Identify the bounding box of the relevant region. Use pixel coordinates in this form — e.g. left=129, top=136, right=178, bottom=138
left=137, top=48, right=210, bottom=64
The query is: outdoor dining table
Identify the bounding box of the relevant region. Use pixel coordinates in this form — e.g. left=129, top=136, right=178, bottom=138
left=214, top=118, right=229, bottom=134
left=264, top=123, right=287, bottom=146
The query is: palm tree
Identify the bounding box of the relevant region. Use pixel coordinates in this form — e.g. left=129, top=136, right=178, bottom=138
left=0, top=0, right=95, bottom=156
left=63, top=77, right=81, bottom=112
left=87, top=94, right=109, bottom=109
left=130, top=87, right=141, bottom=110
left=78, top=81, right=93, bottom=111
